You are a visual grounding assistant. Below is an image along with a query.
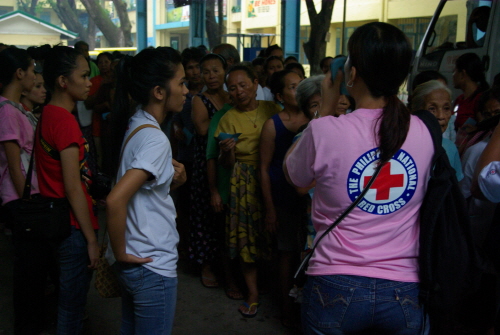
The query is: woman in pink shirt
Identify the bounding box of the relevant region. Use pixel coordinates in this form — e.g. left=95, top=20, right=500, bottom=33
left=285, top=22, right=434, bottom=334
left=0, top=47, right=43, bottom=334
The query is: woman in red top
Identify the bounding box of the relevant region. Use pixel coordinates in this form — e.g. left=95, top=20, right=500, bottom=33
left=35, top=46, right=99, bottom=334
left=453, top=52, right=490, bottom=130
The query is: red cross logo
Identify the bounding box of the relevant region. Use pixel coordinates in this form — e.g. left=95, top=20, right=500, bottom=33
left=363, top=162, right=404, bottom=201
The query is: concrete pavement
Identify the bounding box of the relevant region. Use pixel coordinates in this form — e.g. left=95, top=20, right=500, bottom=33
left=0, top=221, right=301, bottom=335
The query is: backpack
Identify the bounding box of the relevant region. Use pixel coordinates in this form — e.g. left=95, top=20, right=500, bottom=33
left=415, top=110, right=491, bottom=334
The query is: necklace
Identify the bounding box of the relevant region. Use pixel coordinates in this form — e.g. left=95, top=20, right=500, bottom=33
left=243, top=109, right=259, bottom=128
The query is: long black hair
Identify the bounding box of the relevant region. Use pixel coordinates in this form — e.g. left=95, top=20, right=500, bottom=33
left=43, top=46, right=81, bottom=93
left=0, top=47, right=32, bottom=91
left=200, top=53, right=227, bottom=70
left=348, top=22, right=412, bottom=164
left=110, top=47, right=182, bottom=175
left=269, top=69, right=295, bottom=103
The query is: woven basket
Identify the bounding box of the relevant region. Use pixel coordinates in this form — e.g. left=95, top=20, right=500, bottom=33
left=95, top=244, right=121, bottom=298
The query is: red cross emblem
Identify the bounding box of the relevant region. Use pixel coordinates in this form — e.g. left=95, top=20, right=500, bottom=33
left=363, top=162, right=404, bottom=201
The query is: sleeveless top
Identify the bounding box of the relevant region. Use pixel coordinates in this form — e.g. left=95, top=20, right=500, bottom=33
left=269, top=113, right=300, bottom=207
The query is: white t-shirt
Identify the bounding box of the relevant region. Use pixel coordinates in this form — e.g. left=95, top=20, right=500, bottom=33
left=111, top=109, right=179, bottom=278
left=260, top=86, right=274, bottom=101
left=479, top=161, right=500, bottom=203
left=460, top=138, right=497, bottom=241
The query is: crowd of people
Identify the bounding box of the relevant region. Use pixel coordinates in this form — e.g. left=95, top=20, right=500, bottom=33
left=1, top=21, right=500, bottom=335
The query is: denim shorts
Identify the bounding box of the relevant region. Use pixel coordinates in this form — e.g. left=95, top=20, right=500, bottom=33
left=301, top=275, right=426, bottom=335
left=114, top=263, right=177, bottom=335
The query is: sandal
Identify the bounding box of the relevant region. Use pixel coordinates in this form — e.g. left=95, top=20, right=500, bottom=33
left=238, top=302, right=259, bottom=318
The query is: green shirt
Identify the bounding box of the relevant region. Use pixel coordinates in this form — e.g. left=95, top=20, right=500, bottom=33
left=206, top=103, right=233, bottom=204
left=89, top=60, right=100, bottom=79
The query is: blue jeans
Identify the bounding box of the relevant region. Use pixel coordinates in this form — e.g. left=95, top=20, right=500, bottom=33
left=301, top=275, right=427, bottom=335
left=57, top=226, right=93, bottom=335
left=115, top=263, right=177, bottom=335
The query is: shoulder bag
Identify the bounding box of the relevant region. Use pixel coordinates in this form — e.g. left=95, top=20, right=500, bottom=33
left=10, top=112, right=71, bottom=243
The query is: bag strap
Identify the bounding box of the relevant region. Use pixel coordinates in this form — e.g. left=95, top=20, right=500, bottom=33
left=40, top=136, right=60, bottom=160
left=22, top=110, right=51, bottom=199
left=100, top=123, right=160, bottom=250
left=21, top=119, right=40, bottom=200
left=0, top=100, right=38, bottom=128
left=413, top=110, right=446, bottom=168
left=119, top=124, right=160, bottom=161
left=294, top=161, right=384, bottom=278
left=0, top=100, right=39, bottom=200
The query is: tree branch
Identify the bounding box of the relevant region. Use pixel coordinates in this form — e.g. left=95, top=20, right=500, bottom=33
left=112, top=0, right=133, bottom=47
left=304, top=0, right=318, bottom=21
left=80, top=0, right=121, bottom=46
left=303, top=0, right=335, bottom=75
left=53, top=0, right=86, bottom=40
left=319, top=0, right=334, bottom=23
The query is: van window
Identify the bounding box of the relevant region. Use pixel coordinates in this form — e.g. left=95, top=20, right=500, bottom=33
left=424, top=0, right=492, bottom=56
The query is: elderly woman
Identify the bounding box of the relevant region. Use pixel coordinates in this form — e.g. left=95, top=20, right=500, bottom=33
left=295, top=75, right=324, bottom=120
left=411, top=80, right=463, bottom=181
left=293, top=76, right=325, bottom=254
left=215, top=65, right=281, bottom=318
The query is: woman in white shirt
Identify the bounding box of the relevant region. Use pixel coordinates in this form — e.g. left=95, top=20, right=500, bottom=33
left=107, top=47, right=187, bottom=335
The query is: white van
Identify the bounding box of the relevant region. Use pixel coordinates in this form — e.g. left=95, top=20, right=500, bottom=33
left=410, top=0, right=499, bottom=98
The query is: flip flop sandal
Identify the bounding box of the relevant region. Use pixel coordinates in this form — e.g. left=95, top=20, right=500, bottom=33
left=238, top=302, right=259, bottom=318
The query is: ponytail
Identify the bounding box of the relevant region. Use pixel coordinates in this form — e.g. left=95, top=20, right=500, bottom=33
left=377, top=95, right=410, bottom=163
left=347, top=22, right=413, bottom=164
left=109, top=47, right=182, bottom=177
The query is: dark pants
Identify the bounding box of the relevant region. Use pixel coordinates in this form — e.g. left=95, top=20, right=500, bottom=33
left=6, top=201, right=58, bottom=335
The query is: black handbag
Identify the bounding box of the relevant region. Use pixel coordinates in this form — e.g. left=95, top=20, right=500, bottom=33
left=11, top=114, right=71, bottom=242
left=90, top=172, right=112, bottom=200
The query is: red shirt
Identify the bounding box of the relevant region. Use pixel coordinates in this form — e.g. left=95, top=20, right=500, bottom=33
left=454, top=91, right=482, bottom=130
left=35, top=104, right=98, bottom=229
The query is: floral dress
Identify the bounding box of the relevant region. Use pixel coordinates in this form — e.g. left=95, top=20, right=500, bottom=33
left=188, top=94, right=222, bottom=264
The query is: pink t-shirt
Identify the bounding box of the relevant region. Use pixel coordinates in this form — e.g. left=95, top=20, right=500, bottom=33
left=286, top=108, right=433, bottom=282
left=0, top=96, right=39, bottom=204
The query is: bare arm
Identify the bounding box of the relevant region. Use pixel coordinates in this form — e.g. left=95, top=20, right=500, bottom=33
left=259, top=118, right=278, bottom=233
left=296, top=181, right=316, bottom=196
left=60, top=145, right=99, bottom=269
left=207, top=158, right=223, bottom=213
left=3, top=141, right=25, bottom=198
left=106, top=168, right=153, bottom=264
left=283, top=139, right=300, bottom=187
left=472, top=125, right=500, bottom=199
left=192, top=95, right=211, bottom=136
